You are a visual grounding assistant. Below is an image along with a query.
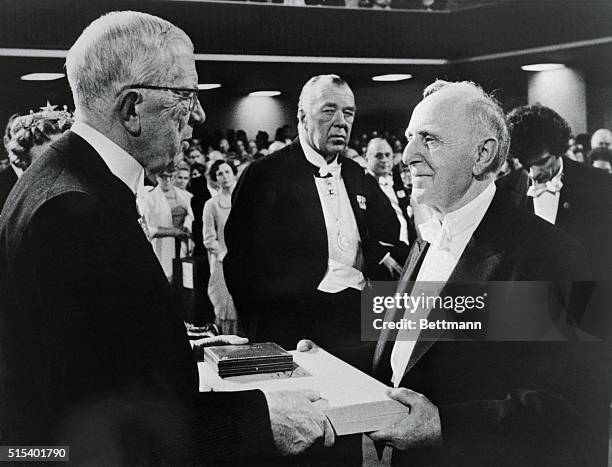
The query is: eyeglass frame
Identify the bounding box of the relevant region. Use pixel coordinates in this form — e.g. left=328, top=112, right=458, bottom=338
left=117, top=84, right=200, bottom=113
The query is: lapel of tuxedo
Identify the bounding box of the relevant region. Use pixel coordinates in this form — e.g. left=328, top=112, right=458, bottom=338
left=555, top=157, right=576, bottom=229
left=399, top=194, right=508, bottom=380
left=372, top=239, right=429, bottom=372
left=288, top=141, right=327, bottom=234
left=341, top=157, right=368, bottom=239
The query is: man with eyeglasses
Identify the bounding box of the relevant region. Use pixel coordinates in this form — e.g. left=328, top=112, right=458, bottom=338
left=0, top=11, right=333, bottom=465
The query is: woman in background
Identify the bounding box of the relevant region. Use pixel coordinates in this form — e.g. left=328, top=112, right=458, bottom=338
left=142, top=165, right=194, bottom=281
left=203, top=160, right=239, bottom=335
left=1, top=105, right=73, bottom=211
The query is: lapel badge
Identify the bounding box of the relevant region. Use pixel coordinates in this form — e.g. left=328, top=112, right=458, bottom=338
left=563, top=201, right=570, bottom=209
left=357, top=194, right=367, bottom=210
left=396, top=189, right=406, bottom=199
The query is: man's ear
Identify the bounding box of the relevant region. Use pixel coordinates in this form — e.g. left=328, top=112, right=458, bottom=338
left=298, top=109, right=307, bottom=127
left=473, top=137, right=498, bottom=177
left=119, top=90, right=142, bottom=137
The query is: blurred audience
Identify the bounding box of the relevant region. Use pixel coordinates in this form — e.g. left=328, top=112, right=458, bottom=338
left=589, top=147, right=612, bottom=173
left=590, top=128, right=612, bottom=150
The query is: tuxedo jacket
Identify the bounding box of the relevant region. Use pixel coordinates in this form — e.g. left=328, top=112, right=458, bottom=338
left=0, top=132, right=275, bottom=464
left=497, top=157, right=612, bottom=280
left=350, top=191, right=608, bottom=466
left=224, top=140, right=403, bottom=305
left=0, top=164, right=17, bottom=213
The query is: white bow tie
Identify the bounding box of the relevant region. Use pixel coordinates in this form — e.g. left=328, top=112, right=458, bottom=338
left=527, top=177, right=563, bottom=198
left=418, top=216, right=451, bottom=251
left=317, top=163, right=341, bottom=178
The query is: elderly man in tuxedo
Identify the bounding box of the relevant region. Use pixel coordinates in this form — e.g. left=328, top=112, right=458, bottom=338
left=225, top=74, right=406, bottom=350
left=0, top=11, right=333, bottom=464
left=364, top=80, right=607, bottom=466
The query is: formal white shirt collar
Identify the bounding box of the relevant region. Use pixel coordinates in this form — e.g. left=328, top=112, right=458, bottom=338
left=71, top=121, right=144, bottom=196
left=298, top=123, right=340, bottom=177
left=442, top=182, right=496, bottom=237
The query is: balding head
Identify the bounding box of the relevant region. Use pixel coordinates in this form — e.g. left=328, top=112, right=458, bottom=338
left=297, top=74, right=356, bottom=160
left=365, top=138, right=393, bottom=177
left=591, top=128, right=612, bottom=149
left=403, top=80, right=507, bottom=213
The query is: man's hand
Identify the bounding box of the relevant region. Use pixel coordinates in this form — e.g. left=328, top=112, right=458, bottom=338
left=191, top=335, right=248, bottom=358
left=368, top=388, right=442, bottom=450
left=381, top=254, right=402, bottom=278
left=265, top=389, right=335, bottom=455
left=296, top=339, right=318, bottom=352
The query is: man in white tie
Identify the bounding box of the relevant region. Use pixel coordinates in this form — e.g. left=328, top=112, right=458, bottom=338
left=365, top=80, right=607, bottom=466
left=365, top=137, right=415, bottom=249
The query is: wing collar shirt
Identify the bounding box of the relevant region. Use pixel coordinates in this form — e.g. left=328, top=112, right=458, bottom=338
left=528, top=157, right=564, bottom=225
left=390, top=182, right=496, bottom=386
left=298, top=124, right=365, bottom=293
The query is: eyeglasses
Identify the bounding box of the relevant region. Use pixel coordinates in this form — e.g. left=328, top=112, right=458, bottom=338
left=119, top=84, right=200, bottom=113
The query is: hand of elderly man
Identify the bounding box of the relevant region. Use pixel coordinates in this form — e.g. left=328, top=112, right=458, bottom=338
left=368, top=388, right=442, bottom=450
left=265, top=389, right=335, bottom=455
left=191, top=335, right=248, bottom=359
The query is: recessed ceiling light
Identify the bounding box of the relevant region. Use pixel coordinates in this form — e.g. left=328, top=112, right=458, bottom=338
left=521, top=63, right=566, bottom=72
left=248, top=90, right=281, bottom=97
left=372, top=74, right=413, bottom=82
left=20, top=72, right=65, bottom=81
left=198, top=83, right=221, bottom=90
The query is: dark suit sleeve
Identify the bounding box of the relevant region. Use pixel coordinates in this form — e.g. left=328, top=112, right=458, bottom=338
left=436, top=343, right=608, bottom=466
left=24, top=193, right=276, bottom=463
left=224, top=163, right=260, bottom=301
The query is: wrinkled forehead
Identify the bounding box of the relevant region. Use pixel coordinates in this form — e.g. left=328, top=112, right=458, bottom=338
left=367, top=140, right=393, bottom=156
left=309, top=81, right=355, bottom=108
left=166, top=43, right=198, bottom=86
left=409, top=88, right=474, bottom=132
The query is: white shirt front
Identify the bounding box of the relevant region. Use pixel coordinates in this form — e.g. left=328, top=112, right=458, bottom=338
left=390, top=182, right=496, bottom=386
left=374, top=173, right=409, bottom=245
left=531, top=158, right=563, bottom=225
left=298, top=125, right=365, bottom=293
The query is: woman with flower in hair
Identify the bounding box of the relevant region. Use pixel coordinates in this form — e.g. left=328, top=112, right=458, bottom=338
left=0, top=105, right=73, bottom=210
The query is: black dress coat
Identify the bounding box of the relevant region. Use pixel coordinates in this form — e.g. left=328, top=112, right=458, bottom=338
left=0, top=131, right=275, bottom=464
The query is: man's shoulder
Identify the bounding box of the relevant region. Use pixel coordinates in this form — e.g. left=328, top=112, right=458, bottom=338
left=564, top=157, right=612, bottom=197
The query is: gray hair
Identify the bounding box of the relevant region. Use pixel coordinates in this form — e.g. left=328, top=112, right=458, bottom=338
left=423, top=79, right=510, bottom=175
left=65, top=11, right=193, bottom=114
left=297, top=74, right=351, bottom=119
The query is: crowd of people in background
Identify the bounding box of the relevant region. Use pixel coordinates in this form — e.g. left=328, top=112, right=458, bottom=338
left=2, top=109, right=612, bottom=335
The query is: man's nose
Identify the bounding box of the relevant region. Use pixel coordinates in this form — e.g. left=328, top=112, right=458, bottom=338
left=189, top=99, right=206, bottom=126
left=402, top=139, right=420, bottom=165
left=332, top=110, right=349, bottom=128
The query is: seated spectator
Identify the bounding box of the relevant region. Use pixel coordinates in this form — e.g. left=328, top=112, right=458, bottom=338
left=1, top=105, right=73, bottom=210
left=589, top=147, right=612, bottom=173
left=203, top=160, right=240, bottom=335
left=0, top=156, right=9, bottom=173
left=142, top=165, right=194, bottom=281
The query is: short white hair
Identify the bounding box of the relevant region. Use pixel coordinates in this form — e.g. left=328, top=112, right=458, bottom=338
left=297, top=74, right=352, bottom=120
left=66, top=11, right=193, bottom=114
left=423, top=79, right=510, bottom=175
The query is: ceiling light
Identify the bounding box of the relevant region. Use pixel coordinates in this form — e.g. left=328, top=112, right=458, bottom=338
left=198, top=83, right=221, bottom=90
left=372, top=74, right=413, bottom=82
left=20, top=72, right=65, bottom=81
left=521, top=63, right=566, bottom=72
left=248, top=90, right=281, bottom=97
